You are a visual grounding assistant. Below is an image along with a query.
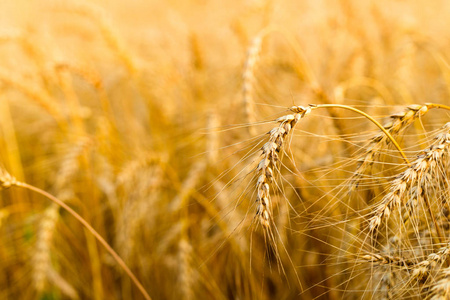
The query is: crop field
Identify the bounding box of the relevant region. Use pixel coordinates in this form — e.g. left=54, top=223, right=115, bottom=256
left=2, top=0, right=450, bottom=299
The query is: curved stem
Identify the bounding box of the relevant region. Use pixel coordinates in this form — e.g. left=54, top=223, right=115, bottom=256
left=312, top=104, right=411, bottom=166
left=426, top=102, right=450, bottom=111
left=16, top=182, right=152, bottom=300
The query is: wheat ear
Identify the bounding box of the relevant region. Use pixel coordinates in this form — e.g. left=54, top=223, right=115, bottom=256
left=361, top=253, right=415, bottom=267
left=0, top=68, right=64, bottom=123
left=410, top=242, right=450, bottom=283
left=430, top=267, right=450, bottom=299
left=368, top=123, right=450, bottom=235
left=52, top=2, right=135, bottom=74
left=255, top=106, right=312, bottom=227
left=242, top=33, right=263, bottom=136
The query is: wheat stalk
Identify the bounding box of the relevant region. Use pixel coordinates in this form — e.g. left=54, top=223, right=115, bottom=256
left=0, top=169, right=152, bottom=300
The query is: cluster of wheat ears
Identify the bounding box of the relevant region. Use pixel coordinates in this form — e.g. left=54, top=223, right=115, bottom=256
left=246, top=102, right=450, bottom=299
left=5, top=1, right=450, bottom=299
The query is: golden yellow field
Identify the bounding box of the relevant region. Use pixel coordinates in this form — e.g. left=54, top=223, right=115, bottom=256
left=3, top=0, right=450, bottom=299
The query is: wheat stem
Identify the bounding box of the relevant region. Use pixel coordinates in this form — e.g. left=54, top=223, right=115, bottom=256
left=294, top=104, right=411, bottom=166
left=426, top=102, right=450, bottom=111
left=12, top=182, right=152, bottom=300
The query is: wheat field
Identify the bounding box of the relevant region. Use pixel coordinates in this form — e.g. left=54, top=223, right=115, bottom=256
left=2, top=0, right=450, bottom=299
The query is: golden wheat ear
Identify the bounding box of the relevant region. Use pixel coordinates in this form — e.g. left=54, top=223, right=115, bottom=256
left=368, top=122, right=450, bottom=237
left=254, top=106, right=312, bottom=228
left=0, top=168, right=152, bottom=300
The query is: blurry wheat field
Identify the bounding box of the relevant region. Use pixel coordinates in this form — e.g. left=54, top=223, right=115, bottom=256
left=3, top=0, right=450, bottom=299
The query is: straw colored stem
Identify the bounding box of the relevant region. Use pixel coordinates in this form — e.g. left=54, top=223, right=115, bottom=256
left=298, top=104, right=411, bottom=166
left=426, top=102, right=450, bottom=112
left=16, top=182, right=152, bottom=300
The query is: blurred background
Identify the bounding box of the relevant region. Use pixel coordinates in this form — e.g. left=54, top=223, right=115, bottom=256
left=1, top=0, right=450, bottom=299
